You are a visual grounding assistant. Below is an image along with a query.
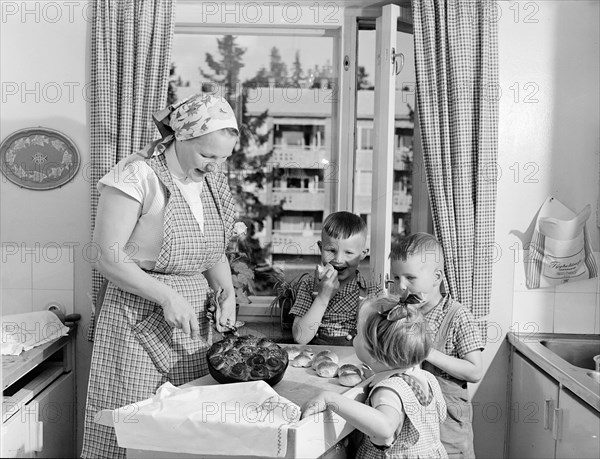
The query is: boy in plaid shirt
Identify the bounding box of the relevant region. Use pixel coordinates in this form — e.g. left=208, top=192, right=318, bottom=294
left=390, top=233, right=484, bottom=458
left=290, top=211, right=382, bottom=346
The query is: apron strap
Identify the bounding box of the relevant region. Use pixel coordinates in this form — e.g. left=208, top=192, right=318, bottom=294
left=432, top=298, right=462, bottom=351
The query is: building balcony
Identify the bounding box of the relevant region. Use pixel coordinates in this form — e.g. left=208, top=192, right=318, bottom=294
left=354, top=191, right=412, bottom=214
left=394, top=149, right=413, bottom=171
left=261, top=188, right=326, bottom=211
left=271, top=145, right=329, bottom=169
left=392, top=191, right=412, bottom=213
left=268, top=230, right=321, bottom=255
left=355, top=149, right=413, bottom=172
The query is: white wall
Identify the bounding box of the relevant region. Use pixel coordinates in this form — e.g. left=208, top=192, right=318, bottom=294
left=0, top=1, right=92, bottom=454
left=473, top=2, right=600, bottom=457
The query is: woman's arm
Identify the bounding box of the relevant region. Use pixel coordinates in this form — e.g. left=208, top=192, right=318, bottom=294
left=301, top=389, right=403, bottom=442
left=93, top=187, right=200, bottom=338
left=203, top=254, right=237, bottom=332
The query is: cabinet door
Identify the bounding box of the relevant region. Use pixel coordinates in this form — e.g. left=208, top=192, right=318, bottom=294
left=1, top=411, right=33, bottom=458
left=31, top=372, right=75, bottom=458
left=555, top=389, right=600, bottom=459
left=509, top=353, right=558, bottom=459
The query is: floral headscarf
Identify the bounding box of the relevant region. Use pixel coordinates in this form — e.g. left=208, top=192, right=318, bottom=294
left=152, top=93, right=239, bottom=142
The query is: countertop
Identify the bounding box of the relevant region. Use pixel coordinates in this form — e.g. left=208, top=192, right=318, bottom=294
left=2, top=332, right=73, bottom=391
left=507, top=332, right=600, bottom=412
left=96, top=344, right=370, bottom=459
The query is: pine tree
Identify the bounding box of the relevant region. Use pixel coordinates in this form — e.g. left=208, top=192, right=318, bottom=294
left=200, top=35, right=285, bottom=297
left=291, top=51, right=303, bottom=85
left=357, top=66, right=373, bottom=90
left=269, top=47, right=288, bottom=86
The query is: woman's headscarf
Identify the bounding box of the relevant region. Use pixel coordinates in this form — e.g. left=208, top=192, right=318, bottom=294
left=152, top=93, right=239, bottom=143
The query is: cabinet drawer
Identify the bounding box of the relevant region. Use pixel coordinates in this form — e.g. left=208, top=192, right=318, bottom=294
left=31, top=372, right=75, bottom=458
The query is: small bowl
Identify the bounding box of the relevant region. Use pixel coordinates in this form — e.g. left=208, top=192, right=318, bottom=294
left=207, top=335, right=289, bottom=386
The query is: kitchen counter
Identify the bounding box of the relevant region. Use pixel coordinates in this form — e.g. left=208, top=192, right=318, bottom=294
left=2, top=333, right=73, bottom=391
left=507, top=332, right=600, bottom=412
left=96, top=344, right=370, bottom=459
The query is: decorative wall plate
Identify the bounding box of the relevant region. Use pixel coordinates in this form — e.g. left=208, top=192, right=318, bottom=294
left=0, top=127, right=81, bottom=190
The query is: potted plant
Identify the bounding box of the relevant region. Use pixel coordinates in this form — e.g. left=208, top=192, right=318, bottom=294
left=269, top=272, right=313, bottom=330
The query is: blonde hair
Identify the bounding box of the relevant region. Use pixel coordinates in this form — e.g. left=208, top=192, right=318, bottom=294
left=359, top=296, right=431, bottom=370
left=390, top=232, right=444, bottom=267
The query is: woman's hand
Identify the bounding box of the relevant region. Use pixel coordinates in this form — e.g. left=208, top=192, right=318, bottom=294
left=162, top=291, right=200, bottom=339
left=214, top=290, right=237, bottom=333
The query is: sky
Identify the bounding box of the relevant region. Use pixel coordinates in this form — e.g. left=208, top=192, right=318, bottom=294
left=171, top=30, right=416, bottom=90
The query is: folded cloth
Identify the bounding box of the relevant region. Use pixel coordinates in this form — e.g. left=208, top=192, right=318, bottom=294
left=109, top=380, right=301, bottom=457
left=1, top=311, right=70, bottom=356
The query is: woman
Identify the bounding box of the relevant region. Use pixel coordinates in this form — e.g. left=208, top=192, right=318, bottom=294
left=82, top=94, right=240, bottom=459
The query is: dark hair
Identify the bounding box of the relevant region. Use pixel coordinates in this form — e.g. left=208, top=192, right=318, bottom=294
left=390, top=232, right=444, bottom=265
left=322, top=211, right=367, bottom=240
left=360, top=296, right=431, bottom=369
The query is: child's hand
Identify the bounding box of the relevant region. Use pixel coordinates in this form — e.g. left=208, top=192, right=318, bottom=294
left=300, top=393, right=329, bottom=420
left=314, top=264, right=340, bottom=299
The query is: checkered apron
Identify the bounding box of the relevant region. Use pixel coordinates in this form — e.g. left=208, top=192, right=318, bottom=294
left=82, top=152, right=232, bottom=459
left=356, top=372, right=448, bottom=459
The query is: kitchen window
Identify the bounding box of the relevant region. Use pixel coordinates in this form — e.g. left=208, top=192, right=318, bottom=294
left=171, top=2, right=430, bottom=304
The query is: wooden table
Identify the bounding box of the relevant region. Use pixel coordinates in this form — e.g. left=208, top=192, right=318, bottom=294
left=97, top=345, right=370, bottom=458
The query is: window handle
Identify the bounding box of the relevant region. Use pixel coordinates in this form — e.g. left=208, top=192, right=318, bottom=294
left=391, top=48, right=404, bottom=75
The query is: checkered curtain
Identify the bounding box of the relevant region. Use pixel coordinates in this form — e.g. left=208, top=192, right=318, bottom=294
left=412, top=0, right=498, bottom=342
left=89, top=0, right=175, bottom=340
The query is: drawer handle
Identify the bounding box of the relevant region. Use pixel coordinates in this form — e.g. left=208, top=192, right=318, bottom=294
left=543, top=399, right=551, bottom=430
left=552, top=408, right=561, bottom=441
left=33, top=421, right=43, bottom=452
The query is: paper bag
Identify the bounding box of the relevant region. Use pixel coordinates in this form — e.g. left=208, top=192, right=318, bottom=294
left=109, top=380, right=300, bottom=457
left=525, top=197, right=598, bottom=289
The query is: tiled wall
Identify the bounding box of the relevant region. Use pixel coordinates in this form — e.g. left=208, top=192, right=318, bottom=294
left=1, top=245, right=74, bottom=315
left=512, top=251, right=600, bottom=334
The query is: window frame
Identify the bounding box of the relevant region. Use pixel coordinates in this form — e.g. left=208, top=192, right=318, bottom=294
left=172, top=2, right=431, bottom=315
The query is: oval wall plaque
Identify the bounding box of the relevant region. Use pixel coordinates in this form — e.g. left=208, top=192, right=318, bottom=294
left=0, top=127, right=81, bottom=190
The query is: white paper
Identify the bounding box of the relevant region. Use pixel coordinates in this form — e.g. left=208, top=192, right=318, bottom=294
left=111, top=380, right=301, bottom=457
left=1, top=311, right=70, bottom=355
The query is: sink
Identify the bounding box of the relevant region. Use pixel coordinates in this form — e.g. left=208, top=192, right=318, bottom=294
left=540, top=337, right=600, bottom=370
left=587, top=371, right=600, bottom=384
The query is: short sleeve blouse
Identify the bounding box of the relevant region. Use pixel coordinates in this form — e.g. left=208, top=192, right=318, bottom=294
left=97, top=143, right=206, bottom=270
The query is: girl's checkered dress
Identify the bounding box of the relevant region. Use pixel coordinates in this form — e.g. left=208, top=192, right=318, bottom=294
left=356, top=371, right=448, bottom=459
left=82, top=152, right=235, bottom=459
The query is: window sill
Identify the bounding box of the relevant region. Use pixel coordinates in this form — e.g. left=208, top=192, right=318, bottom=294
left=238, top=296, right=278, bottom=323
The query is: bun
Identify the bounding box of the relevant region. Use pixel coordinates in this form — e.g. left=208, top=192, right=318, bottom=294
left=314, top=350, right=339, bottom=364
left=311, top=355, right=333, bottom=370
left=315, top=360, right=339, bottom=378
left=285, top=346, right=303, bottom=360
left=316, top=264, right=327, bottom=278
left=299, top=348, right=315, bottom=359
left=291, top=354, right=313, bottom=368
left=338, top=364, right=363, bottom=387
